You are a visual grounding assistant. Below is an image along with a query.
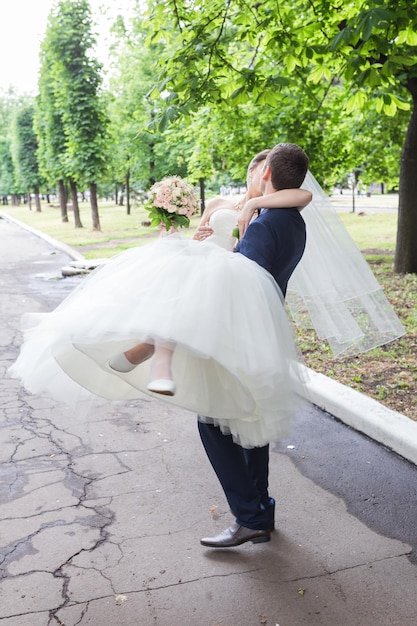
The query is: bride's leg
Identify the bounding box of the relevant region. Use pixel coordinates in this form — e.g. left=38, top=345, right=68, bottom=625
left=125, top=342, right=155, bottom=365
left=147, top=341, right=176, bottom=396
left=109, top=342, right=154, bottom=373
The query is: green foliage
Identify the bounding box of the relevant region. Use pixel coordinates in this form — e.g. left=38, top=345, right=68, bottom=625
left=0, top=91, right=32, bottom=196
left=136, top=0, right=417, bottom=272
left=0, top=137, right=14, bottom=196
left=3, top=0, right=414, bottom=266
left=37, top=0, right=109, bottom=187
left=142, top=0, right=417, bottom=119
left=36, top=37, right=71, bottom=185
left=11, top=104, right=43, bottom=192
left=106, top=26, right=166, bottom=190
left=128, top=0, right=407, bottom=191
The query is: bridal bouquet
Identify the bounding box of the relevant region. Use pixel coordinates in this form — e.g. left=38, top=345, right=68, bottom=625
left=145, top=176, right=199, bottom=231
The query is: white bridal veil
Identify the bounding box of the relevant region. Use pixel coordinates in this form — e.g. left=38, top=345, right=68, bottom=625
left=286, top=172, right=405, bottom=358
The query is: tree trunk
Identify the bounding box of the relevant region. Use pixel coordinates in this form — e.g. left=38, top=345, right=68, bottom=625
left=89, top=182, right=101, bottom=231
left=395, top=77, right=417, bottom=274
left=58, top=179, right=68, bottom=222
left=27, top=190, right=32, bottom=210
left=126, top=170, right=131, bottom=215
left=119, top=184, right=124, bottom=206
left=149, top=139, right=155, bottom=186
left=70, top=179, right=83, bottom=228
left=115, top=184, right=118, bottom=205
left=34, top=186, right=42, bottom=212
left=199, top=177, right=205, bottom=215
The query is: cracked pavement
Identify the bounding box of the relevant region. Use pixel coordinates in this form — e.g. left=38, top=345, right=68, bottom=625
left=1, top=216, right=417, bottom=626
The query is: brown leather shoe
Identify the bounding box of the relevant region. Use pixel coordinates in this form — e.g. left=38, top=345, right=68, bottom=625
left=200, top=522, right=271, bottom=548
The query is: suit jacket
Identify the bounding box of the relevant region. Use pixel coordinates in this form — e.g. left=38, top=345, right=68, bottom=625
left=234, top=208, right=306, bottom=297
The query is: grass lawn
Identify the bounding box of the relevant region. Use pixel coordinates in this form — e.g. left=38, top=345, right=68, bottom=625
left=1, top=199, right=203, bottom=258
left=337, top=212, right=397, bottom=251
left=2, top=197, right=399, bottom=257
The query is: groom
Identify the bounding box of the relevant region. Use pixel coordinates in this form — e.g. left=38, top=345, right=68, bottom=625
left=198, top=142, right=309, bottom=548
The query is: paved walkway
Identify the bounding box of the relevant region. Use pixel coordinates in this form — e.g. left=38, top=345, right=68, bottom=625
left=1, top=216, right=417, bottom=626
left=330, top=190, right=399, bottom=214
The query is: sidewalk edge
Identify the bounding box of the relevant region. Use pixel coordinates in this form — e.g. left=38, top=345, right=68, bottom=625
left=301, top=366, right=417, bottom=466
left=0, top=210, right=85, bottom=262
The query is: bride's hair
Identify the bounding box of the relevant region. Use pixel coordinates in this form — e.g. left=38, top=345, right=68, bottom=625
left=248, top=149, right=271, bottom=171
left=246, top=149, right=271, bottom=188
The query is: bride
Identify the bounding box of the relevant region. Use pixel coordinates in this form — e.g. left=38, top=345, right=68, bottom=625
left=9, top=148, right=404, bottom=448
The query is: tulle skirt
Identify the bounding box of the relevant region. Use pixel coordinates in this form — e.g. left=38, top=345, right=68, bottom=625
left=9, top=235, right=307, bottom=448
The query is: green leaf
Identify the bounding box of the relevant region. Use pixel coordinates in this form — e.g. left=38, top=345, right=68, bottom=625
left=285, top=54, right=299, bottom=72
left=255, top=90, right=278, bottom=106
left=383, top=99, right=397, bottom=116
left=391, top=95, right=411, bottom=111
left=330, top=29, right=348, bottom=52
left=307, top=65, right=328, bottom=84
left=157, top=76, right=174, bottom=92
left=396, top=30, right=408, bottom=44
left=165, top=91, right=179, bottom=104
left=230, top=86, right=248, bottom=104
left=391, top=55, right=417, bottom=67
left=371, top=8, right=396, bottom=23
left=368, top=68, right=381, bottom=87
left=361, top=16, right=373, bottom=42
left=375, top=97, right=384, bottom=113
left=345, top=91, right=367, bottom=114
left=397, top=28, right=417, bottom=46
left=158, top=105, right=179, bottom=132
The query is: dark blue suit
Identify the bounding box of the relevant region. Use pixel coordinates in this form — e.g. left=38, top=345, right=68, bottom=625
left=198, top=208, right=306, bottom=530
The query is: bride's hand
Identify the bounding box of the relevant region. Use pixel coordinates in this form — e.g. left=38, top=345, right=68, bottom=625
left=193, top=225, right=213, bottom=241
left=237, top=199, right=259, bottom=239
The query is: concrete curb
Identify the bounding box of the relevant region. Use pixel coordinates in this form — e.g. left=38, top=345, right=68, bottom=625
left=3, top=210, right=416, bottom=466
left=0, top=210, right=85, bottom=262
left=302, top=367, right=417, bottom=466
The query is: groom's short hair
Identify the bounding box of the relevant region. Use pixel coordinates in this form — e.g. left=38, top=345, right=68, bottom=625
left=267, top=143, right=309, bottom=190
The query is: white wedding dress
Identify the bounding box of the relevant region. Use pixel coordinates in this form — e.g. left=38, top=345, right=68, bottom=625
left=9, top=208, right=306, bottom=449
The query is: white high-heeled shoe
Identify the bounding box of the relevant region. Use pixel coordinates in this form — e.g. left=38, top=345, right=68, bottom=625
left=147, top=379, right=176, bottom=396
left=108, top=353, right=137, bottom=373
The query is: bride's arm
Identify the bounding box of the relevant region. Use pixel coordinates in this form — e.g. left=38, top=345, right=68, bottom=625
left=238, top=188, right=312, bottom=238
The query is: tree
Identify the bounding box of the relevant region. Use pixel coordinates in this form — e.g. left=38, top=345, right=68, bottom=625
left=107, top=13, right=196, bottom=210
left=0, top=138, right=14, bottom=204
left=38, top=0, right=109, bottom=230
left=107, top=25, right=158, bottom=212
left=0, top=90, right=27, bottom=204
left=142, top=0, right=417, bottom=272
left=309, top=1, right=417, bottom=273
left=11, top=104, right=43, bottom=211
left=36, top=37, right=70, bottom=223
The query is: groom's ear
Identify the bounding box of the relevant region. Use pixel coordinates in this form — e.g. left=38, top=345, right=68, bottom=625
left=261, top=164, right=271, bottom=181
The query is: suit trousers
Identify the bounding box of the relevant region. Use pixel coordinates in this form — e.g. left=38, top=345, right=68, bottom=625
left=198, top=419, right=273, bottom=530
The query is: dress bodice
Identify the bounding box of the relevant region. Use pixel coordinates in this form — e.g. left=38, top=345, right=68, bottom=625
left=205, top=208, right=238, bottom=250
